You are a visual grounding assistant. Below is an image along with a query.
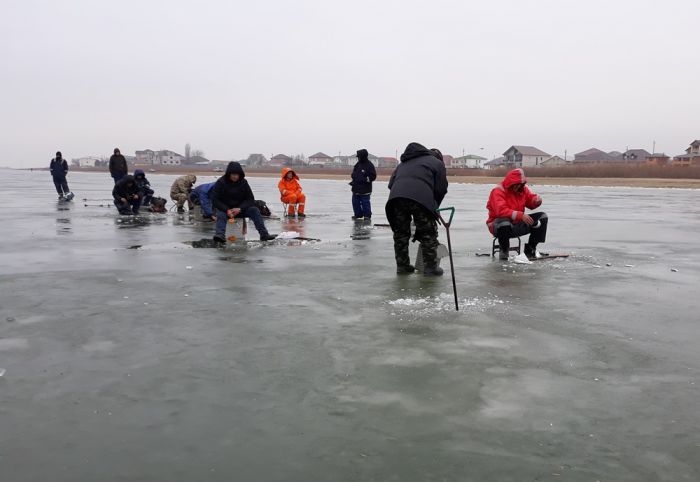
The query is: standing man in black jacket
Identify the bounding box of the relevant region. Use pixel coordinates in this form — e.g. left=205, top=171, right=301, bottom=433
left=210, top=162, right=276, bottom=243
left=109, top=148, right=128, bottom=184
left=50, top=151, right=73, bottom=200
left=350, top=148, right=377, bottom=220
left=385, top=142, right=448, bottom=276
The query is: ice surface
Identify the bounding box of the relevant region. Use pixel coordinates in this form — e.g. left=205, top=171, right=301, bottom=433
left=1, top=169, right=699, bottom=481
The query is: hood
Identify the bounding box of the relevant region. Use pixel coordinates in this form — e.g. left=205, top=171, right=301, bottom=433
left=121, top=175, right=135, bottom=185
left=186, top=174, right=197, bottom=184
left=225, top=162, right=245, bottom=181
left=400, top=142, right=433, bottom=163
left=134, top=169, right=145, bottom=179
left=55, top=151, right=62, bottom=159
left=356, top=149, right=369, bottom=162
left=281, top=167, right=298, bottom=180
left=502, top=168, right=527, bottom=189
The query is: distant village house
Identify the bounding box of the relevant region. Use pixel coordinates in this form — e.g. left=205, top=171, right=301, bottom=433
left=269, top=154, right=293, bottom=167
left=673, top=140, right=700, bottom=167
left=308, top=152, right=333, bottom=167
left=503, top=146, right=550, bottom=168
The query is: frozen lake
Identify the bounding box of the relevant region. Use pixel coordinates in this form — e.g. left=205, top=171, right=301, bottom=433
left=1, top=169, right=699, bottom=481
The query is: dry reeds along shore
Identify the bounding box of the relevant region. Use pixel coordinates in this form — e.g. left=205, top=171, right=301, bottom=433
left=63, top=165, right=700, bottom=188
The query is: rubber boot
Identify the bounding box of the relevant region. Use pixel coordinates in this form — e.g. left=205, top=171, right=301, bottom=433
left=423, top=264, right=444, bottom=277
left=396, top=264, right=415, bottom=275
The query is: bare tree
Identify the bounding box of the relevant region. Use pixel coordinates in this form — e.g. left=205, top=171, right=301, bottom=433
left=192, top=149, right=204, bottom=158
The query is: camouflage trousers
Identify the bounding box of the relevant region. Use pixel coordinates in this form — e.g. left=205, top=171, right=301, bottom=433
left=386, top=198, right=439, bottom=268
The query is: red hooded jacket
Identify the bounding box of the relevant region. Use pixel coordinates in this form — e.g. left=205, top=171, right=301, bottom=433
left=486, top=168, right=542, bottom=234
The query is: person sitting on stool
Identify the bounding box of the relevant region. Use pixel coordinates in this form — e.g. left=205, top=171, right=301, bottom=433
left=210, top=162, right=276, bottom=243
left=278, top=167, right=306, bottom=217
left=486, top=168, right=548, bottom=260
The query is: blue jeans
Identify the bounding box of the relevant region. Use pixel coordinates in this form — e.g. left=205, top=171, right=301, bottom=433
left=215, top=206, right=269, bottom=237
left=352, top=194, right=372, bottom=218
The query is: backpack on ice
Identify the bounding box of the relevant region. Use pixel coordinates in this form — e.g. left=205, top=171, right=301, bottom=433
left=149, top=197, right=167, bottom=213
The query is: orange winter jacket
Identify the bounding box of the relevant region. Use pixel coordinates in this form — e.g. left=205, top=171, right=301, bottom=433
left=278, top=168, right=303, bottom=196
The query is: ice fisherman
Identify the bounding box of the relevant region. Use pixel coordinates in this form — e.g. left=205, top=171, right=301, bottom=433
left=210, top=162, right=276, bottom=243
left=133, top=169, right=154, bottom=206
left=486, top=168, right=548, bottom=260
left=112, top=175, right=141, bottom=215
left=190, top=181, right=216, bottom=221
left=170, top=174, right=197, bottom=213
left=278, top=167, right=306, bottom=217
left=109, top=148, right=128, bottom=184
left=350, top=148, right=377, bottom=220
left=385, top=142, right=448, bottom=276
left=49, top=151, right=73, bottom=200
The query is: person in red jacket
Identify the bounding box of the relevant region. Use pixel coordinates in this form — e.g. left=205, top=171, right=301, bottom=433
left=486, top=168, right=548, bottom=260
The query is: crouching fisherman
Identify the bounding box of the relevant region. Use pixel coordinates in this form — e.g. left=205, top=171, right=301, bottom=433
left=486, top=168, right=548, bottom=260
left=133, top=169, right=154, bottom=206
left=170, top=174, right=197, bottom=213
left=50, top=151, right=74, bottom=200
left=385, top=142, right=448, bottom=276
left=210, top=162, right=276, bottom=243
left=112, top=175, right=141, bottom=215
left=190, top=182, right=216, bottom=221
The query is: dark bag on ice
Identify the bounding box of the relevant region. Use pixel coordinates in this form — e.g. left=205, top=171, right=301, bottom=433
left=149, top=197, right=167, bottom=213
left=255, top=200, right=271, bottom=217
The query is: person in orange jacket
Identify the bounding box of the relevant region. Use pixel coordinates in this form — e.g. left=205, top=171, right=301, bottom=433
left=278, top=167, right=306, bottom=217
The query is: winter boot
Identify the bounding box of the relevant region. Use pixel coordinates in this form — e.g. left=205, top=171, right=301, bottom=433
left=213, top=234, right=226, bottom=244
left=396, top=264, right=415, bottom=275
left=177, top=206, right=185, bottom=213
left=423, top=264, right=444, bottom=277
left=499, top=249, right=509, bottom=260
left=297, top=213, right=306, bottom=218
left=524, top=243, right=536, bottom=259
left=260, top=233, right=277, bottom=242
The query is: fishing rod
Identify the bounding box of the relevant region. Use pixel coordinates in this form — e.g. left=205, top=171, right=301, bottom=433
left=436, top=207, right=459, bottom=311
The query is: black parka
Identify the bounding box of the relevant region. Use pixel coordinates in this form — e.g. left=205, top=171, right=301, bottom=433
left=109, top=154, right=128, bottom=176
left=112, top=175, right=138, bottom=200
left=210, top=162, right=256, bottom=213
left=50, top=157, right=68, bottom=178
left=386, top=142, right=448, bottom=216
left=350, top=149, right=377, bottom=195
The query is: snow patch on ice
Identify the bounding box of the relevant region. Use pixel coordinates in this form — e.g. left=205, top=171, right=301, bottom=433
left=388, top=293, right=505, bottom=313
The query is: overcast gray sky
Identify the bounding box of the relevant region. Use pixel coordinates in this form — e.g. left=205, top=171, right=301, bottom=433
left=1, top=0, right=698, bottom=167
